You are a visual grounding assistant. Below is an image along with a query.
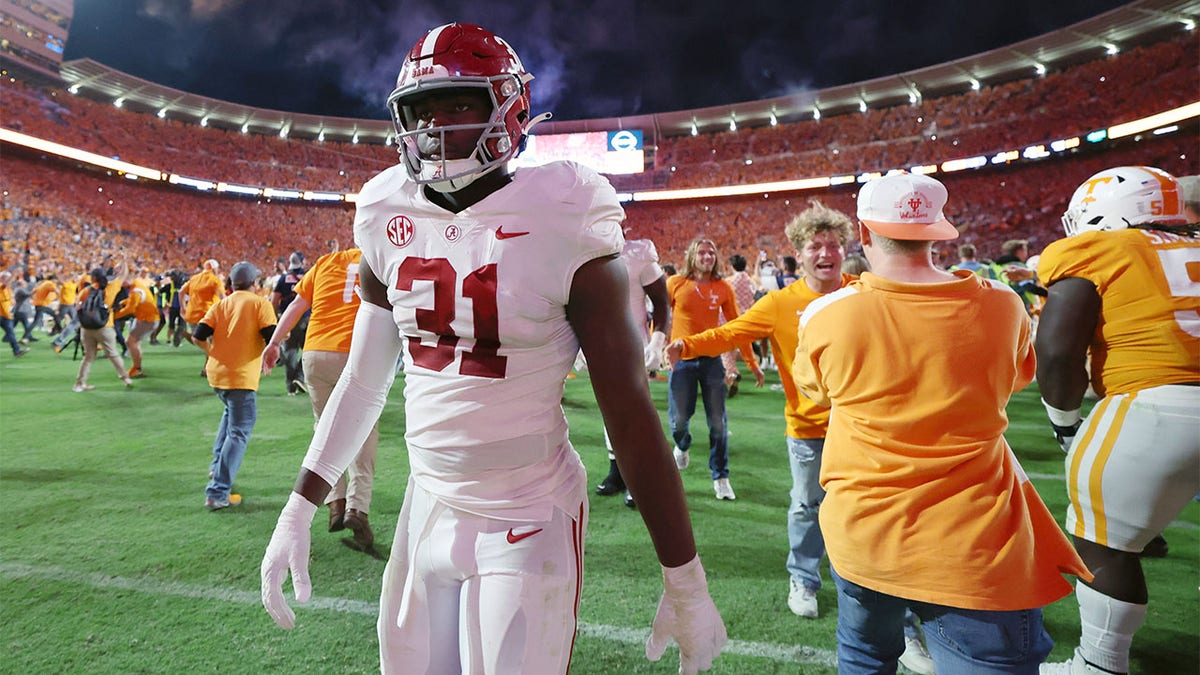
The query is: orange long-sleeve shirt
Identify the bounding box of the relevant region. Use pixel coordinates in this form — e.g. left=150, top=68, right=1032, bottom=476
left=794, top=271, right=1089, bottom=610
left=681, top=274, right=854, bottom=439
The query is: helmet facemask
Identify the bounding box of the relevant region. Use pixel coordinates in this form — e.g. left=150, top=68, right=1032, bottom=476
left=388, top=76, right=528, bottom=193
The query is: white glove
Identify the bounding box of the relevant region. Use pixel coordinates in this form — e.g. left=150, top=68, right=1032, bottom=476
left=644, top=331, right=668, bottom=371
left=261, top=492, right=319, bottom=629
left=645, top=554, right=727, bottom=674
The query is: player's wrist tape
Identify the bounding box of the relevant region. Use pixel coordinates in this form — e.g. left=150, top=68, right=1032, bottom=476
left=1041, top=399, right=1082, bottom=427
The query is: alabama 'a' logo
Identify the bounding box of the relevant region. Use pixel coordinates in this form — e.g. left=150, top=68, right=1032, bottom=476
left=387, top=215, right=415, bottom=248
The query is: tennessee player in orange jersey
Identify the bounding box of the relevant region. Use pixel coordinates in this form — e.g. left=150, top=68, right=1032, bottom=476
left=1037, top=166, right=1200, bottom=675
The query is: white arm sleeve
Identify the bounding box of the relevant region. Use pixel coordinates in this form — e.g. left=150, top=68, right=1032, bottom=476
left=300, top=302, right=402, bottom=486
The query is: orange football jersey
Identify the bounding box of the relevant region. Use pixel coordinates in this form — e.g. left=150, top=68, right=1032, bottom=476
left=1038, top=228, right=1200, bottom=396
left=295, top=249, right=363, bottom=353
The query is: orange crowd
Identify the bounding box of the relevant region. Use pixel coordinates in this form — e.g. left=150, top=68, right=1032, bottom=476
left=0, top=30, right=1196, bottom=276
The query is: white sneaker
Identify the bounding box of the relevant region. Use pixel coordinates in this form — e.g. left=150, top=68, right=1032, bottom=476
left=787, top=578, right=818, bottom=618
left=899, top=636, right=936, bottom=675
left=672, top=446, right=689, bottom=470
left=713, top=477, right=736, bottom=500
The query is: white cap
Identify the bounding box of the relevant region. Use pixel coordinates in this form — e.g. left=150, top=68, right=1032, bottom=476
left=857, top=173, right=959, bottom=241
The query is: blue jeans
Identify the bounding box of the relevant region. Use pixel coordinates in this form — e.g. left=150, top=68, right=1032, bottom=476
left=667, top=356, right=728, bottom=479
left=1, top=317, right=20, bottom=354
left=787, top=436, right=826, bottom=592
left=206, top=389, right=257, bottom=500
left=831, top=567, right=1053, bottom=674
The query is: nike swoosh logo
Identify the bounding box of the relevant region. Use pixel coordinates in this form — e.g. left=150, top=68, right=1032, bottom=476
left=506, top=527, right=543, bottom=544
left=495, top=227, right=530, bottom=240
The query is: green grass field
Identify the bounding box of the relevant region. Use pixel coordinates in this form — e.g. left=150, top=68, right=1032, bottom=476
left=1, top=340, right=1196, bottom=674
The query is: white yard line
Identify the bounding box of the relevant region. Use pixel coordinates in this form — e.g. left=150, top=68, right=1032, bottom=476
left=0, top=562, right=839, bottom=667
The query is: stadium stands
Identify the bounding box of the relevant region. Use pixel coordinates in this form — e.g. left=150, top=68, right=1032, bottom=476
left=0, top=31, right=1195, bottom=272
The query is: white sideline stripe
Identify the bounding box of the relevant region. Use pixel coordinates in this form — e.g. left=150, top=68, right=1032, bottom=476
left=0, top=562, right=838, bottom=667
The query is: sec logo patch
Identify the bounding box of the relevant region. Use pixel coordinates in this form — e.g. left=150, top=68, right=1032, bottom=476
left=387, top=215, right=414, bottom=248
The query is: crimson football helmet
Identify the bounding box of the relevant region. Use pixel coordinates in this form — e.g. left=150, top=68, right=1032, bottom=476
left=386, top=23, right=551, bottom=192
left=1061, top=165, right=1187, bottom=236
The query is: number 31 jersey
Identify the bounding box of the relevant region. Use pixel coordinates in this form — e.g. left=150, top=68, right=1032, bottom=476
left=354, top=161, right=624, bottom=514
left=1038, top=228, right=1200, bottom=397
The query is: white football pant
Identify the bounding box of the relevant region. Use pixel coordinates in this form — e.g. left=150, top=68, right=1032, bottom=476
left=1065, top=383, right=1200, bottom=552
left=378, top=477, right=587, bottom=674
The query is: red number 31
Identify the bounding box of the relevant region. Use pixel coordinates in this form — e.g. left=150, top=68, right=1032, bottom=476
left=394, top=257, right=506, bottom=379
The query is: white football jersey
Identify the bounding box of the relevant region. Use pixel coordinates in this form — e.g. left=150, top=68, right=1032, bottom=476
left=355, top=161, right=625, bottom=520
left=621, top=238, right=664, bottom=342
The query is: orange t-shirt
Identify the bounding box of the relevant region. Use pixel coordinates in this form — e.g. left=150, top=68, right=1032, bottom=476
left=667, top=275, right=757, bottom=366
left=116, top=278, right=161, bottom=322
left=201, top=290, right=276, bottom=391
left=0, top=284, right=13, bottom=319
left=60, top=280, right=78, bottom=305
left=31, top=280, right=58, bottom=307
left=295, top=249, right=363, bottom=353
left=682, top=274, right=855, bottom=439
left=1038, top=228, right=1200, bottom=396
left=794, top=271, right=1089, bottom=610
left=182, top=270, right=226, bottom=324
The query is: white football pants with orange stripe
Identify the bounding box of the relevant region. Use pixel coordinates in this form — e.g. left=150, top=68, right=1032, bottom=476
left=1065, top=383, right=1200, bottom=552
left=378, top=477, right=587, bottom=674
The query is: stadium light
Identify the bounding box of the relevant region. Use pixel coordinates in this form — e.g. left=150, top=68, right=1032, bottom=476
left=769, top=111, right=778, bottom=126
left=1034, top=62, right=1047, bottom=76
left=352, top=133, right=360, bottom=144
left=858, top=99, right=868, bottom=113
left=157, top=108, right=167, bottom=119
left=1108, top=101, right=1200, bottom=139
left=0, top=128, right=163, bottom=181
left=113, top=98, right=125, bottom=108
left=969, top=78, right=981, bottom=91
left=812, top=107, right=821, bottom=121
left=1183, top=18, right=1196, bottom=30
left=68, top=84, right=79, bottom=94
left=690, top=120, right=698, bottom=136
left=908, top=89, right=920, bottom=104
left=240, top=123, right=249, bottom=134
left=200, top=117, right=209, bottom=127
left=1105, top=43, right=1120, bottom=55
left=729, top=116, right=737, bottom=132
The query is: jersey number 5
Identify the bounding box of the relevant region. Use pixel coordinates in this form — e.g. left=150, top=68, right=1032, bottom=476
left=394, top=257, right=506, bottom=378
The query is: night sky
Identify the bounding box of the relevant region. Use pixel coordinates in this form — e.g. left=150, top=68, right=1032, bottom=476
left=64, top=0, right=1131, bottom=121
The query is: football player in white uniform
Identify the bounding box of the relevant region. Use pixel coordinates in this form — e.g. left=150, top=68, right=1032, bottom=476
left=1036, top=166, right=1200, bottom=675
left=594, top=236, right=670, bottom=508
left=259, top=23, right=725, bottom=675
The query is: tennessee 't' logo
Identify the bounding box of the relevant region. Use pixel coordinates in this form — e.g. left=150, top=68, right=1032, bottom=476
left=495, top=226, right=530, bottom=240
left=506, top=527, right=543, bottom=544
left=896, top=191, right=931, bottom=221
left=387, top=215, right=414, bottom=248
